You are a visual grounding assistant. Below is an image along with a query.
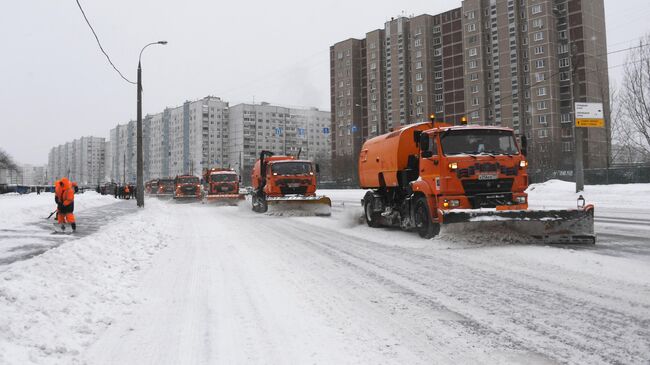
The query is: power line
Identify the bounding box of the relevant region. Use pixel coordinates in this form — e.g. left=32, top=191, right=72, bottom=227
left=74, top=0, right=136, bottom=85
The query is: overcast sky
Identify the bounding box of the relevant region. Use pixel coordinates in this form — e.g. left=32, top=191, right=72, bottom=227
left=1, top=0, right=648, bottom=165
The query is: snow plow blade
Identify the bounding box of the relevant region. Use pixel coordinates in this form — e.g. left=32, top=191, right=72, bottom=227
left=205, top=194, right=244, bottom=205
left=440, top=205, right=595, bottom=244
left=266, top=196, right=332, bottom=216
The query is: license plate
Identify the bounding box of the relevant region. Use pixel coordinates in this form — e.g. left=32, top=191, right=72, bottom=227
left=478, top=174, right=497, bottom=180
left=288, top=183, right=301, bottom=187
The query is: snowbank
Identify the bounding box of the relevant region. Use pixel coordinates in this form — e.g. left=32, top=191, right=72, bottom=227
left=0, top=199, right=171, bottom=364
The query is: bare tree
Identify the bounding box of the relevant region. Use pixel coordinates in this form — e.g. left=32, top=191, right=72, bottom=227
left=0, top=149, right=18, bottom=171
left=620, top=35, right=650, bottom=161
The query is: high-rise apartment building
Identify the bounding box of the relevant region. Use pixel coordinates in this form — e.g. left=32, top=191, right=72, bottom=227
left=47, top=136, right=105, bottom=185
left=229, top=102, right=331, bottom=183
left=331, top=0, right=610, bottom=180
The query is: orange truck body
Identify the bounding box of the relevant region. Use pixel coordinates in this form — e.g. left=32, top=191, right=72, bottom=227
left=173, top=175, right=202, bottom=201
left=250, top=150, right=330, bottom=215
left=251, top=155, right=317, bottom=197
left=203, top=168, right=244, bottom=202
left=359, top=122, right=530, bottom=237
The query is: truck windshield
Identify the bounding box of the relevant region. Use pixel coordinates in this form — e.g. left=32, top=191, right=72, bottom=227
left=272, top=162, right=312, bottom=175
left=440, top=129, right=519, bottom=156
left=159, top=180, right=174, bottom=187
left=210, top=174, right=236, bottom=182
left=176, top=177, right=199, bottom=184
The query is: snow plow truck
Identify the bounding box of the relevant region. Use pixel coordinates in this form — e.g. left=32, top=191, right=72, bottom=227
left=359, top=118, right=595, bottom=244
left=251, top=151, right=331, bottom=216
left=203, top=168, right=244, bottom=204
left=173, top=175, right=202, bottom=201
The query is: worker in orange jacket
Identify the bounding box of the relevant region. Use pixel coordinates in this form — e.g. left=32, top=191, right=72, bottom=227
left=55, top=177, right=76, bottom=231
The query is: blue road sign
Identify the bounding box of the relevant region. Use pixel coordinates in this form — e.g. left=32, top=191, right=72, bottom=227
left=275, top=127, right=283, bottom=136
left=351, top=125, right=358, bottom=132
left=298, top=128, right=305, bottom=136
left=322, top=127, right=330, bottom=134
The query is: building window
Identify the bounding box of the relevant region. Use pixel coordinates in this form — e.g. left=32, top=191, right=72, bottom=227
left=416, top=50, right=422, bottom=58
left=416, top=61, right=423, bottom=69
left=537, top=87, right=546, bottom=96
left=535, top=59, right=545, bottom=69
left=414, top=39, right=422, bottom=47
left=435, top=82, right=443, bottom=90
left=471, top=85, right=479, bottom=93
left=472, top=97, right=479, bottom=106
left=435, top=71, right=442, bottom=79
left=532, top=18, right=543, bottom=28
left=559, top=58, right=570, bottom=67
left=562, top=141, right=573, bottom=151
left=433, top=25, right=441, bottom=33
left=561, top=113, right=572, bottom=123
left=531, top=5, right=542, bottom=14
left=466, top=11, right=475, bottom=19
left=538, top=115, right=547, bottom=124
left=470, top=73, right=479, bottom=81
left=436, top=94, right=444, bottom=102
left=469, top=60, right=478, bottom=69
left=470, top=111, right=480, bottom=119
left=559, top=30, right=567, bottom=40
left=558, top=44, right=569, bottom=54
left=561, top=128, right=573, bottom=137
left=537, top=101, right=547, bottom=110
left=467, top=23, right=476, bottom=32
left=538, top=129, right=548, bottom=138
left=534, top=46, right=544, bottom=55
left=560, top=72, right=570, bottom=81
left=535, top=72, right=545, bottom=82
left=469, top=47, right=478, bottom=57
left=415, top=72, right=423, bottom=80
left=534, top=31, right=544, bottom=41
left=416, top=84, right=424, bottom=92
left=434, top=48, right=442, bottom=56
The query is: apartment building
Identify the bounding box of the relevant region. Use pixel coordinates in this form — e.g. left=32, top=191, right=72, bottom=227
left=47, top=136, right=106, bottom=185
left=228, top=102, right=331, bottom=183
left=330, top=0, right=610, bottom=179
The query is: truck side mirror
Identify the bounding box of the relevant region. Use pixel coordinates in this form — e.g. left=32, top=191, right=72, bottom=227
left=413, top=130, right=422, bottom=146
left=419, top=134, right=430, bottom=152
left=521, top=135, right=528, bottom=157
left=315, top=164, right=320, bottom=173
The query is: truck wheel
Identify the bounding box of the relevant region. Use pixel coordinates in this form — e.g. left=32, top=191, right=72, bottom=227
left=252, top=194, right=268, bottom=213
left=414, top=197, right=440, bottom=239
left=364, top=194, right=382, bottom=228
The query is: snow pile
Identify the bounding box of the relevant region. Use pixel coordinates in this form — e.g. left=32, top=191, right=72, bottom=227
left=0, top=200, right=171, bottom=364
left=527, top=179, right=650, bottom=211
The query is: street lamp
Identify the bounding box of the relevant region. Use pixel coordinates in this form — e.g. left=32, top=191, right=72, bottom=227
left=137, top=40, right=167, bottom=208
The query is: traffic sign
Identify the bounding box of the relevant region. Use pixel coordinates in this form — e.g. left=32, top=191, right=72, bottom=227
left=322, top=127, right=330, bottom=134
left=275, top=127, right=283, bottom=136
left=297, top=128, right=305, bottom=137
left=575, top=102, right=605, bottom=128
left=351, top=125, right=358, bottom=132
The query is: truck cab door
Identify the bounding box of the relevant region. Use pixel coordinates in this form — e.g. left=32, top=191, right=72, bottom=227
left=419, top=133, right=441, bottom=193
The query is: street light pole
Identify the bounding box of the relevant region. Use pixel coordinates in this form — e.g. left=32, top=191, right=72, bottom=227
left=137, top=40, right=167, bottom=208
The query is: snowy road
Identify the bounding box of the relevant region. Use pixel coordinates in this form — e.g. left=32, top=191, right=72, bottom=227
left=1, top=183, right=649, bottom=364
left=85, top=198, right=649, bottom=364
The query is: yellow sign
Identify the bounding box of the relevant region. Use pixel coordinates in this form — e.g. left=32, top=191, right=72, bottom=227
left=576, top=118, right=605, bottom=128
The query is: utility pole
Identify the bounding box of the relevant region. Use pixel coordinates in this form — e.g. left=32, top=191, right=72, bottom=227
left=571, top=42, right=584, bottom=192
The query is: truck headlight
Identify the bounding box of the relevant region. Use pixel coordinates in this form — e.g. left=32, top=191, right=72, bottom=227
left=516, top=196, right=527, bottom=204
left=443, top=199, right=460, bottom=208
left=519, top=160, right=528, bottom=168
left=448, top=162, right=458, bottom=170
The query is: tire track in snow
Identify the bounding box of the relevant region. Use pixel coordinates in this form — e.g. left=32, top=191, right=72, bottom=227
left=271, top=218, right=649, bottom=365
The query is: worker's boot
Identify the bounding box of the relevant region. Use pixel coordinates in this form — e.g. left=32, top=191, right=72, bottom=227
left=60, top=224, right=66, bottom=231
left=71, top=223, right=76, bottom=232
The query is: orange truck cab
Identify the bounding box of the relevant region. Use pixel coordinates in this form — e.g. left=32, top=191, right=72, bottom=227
left=157, top=178, right=175, bottom=197
left=360, top=121, right=530, bottom=238
left=173, top=175, right=202, bottom=201
left=251, top=150, right=326, bottom=213
left=203, top=168, right=244, bottom=202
